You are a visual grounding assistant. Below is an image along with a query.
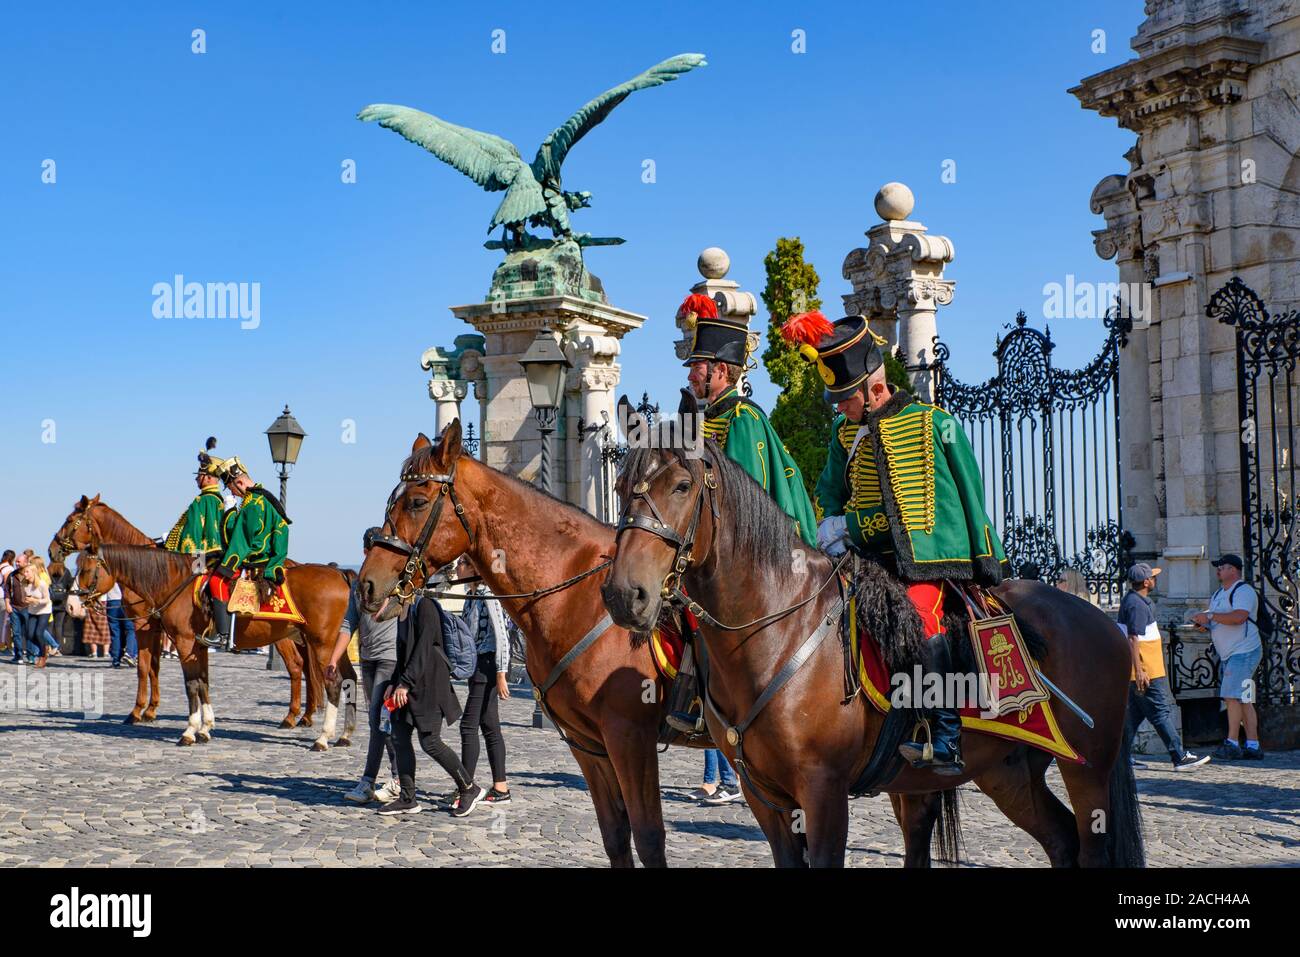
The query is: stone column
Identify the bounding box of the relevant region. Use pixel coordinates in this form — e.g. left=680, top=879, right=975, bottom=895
left=568, top=335, right=622, bottom=513
left=673, top=247, right=759, bottom=384
left=841, top=183, right=955, bottom=400
left=1090, top=171, right=1157, bottom=562
left=420, top=333, right=484, bottom=436
left=427, top=379, right=468, bottom=434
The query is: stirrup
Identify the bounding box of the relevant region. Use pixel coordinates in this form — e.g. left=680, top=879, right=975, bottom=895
left=899, top=718, right=935, bottom=765
left=665, top=701, right=705, bottom=735
left=195, top=631, right=227, bottom=649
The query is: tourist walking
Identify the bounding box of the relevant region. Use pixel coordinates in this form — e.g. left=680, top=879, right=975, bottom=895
left=327, top=527, right=400, bottom=806
left=457, top=573, right=512, bottom=806
left=378, top=594, right=485, bottom=818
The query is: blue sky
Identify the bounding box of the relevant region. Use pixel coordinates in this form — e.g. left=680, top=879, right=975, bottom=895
left=0, top=0, right=1140, bottom=563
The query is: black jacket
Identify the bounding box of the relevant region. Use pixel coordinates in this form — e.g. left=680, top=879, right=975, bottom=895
left=391, top=597, right=462, bottom=732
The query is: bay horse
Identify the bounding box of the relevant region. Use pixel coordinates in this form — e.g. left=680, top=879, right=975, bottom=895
left=50, top=495, right=320, bottom=729
left=601, top=442, right=1145, bottom=868
left=356, top=423, right=713, bottom=867
left=75, top=542, right=357, bottom=750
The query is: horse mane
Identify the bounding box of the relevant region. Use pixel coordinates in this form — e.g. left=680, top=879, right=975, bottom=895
left=89, top=501, right=154, bottom=545
left=623, top=441, right=806, bottom=573
left=403, top=445, right=612, bottom=537
left=98, top=544, right=193, bottom=598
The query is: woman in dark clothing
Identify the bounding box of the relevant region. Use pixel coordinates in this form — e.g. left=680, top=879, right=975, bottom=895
left=48, top=562, right=75, bottom=654
left=379, top=594, right=485, bottom=817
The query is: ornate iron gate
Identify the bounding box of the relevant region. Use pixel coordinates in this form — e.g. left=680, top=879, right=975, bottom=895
left=1207, top=276, right=1300, bottom=706
left=595, top=392, right=660, bottom=524
left=931, top=308, right=1133, bottom=604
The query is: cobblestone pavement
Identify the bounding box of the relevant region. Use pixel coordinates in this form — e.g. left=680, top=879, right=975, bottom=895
left=0, top=655, right=1296, bottom=867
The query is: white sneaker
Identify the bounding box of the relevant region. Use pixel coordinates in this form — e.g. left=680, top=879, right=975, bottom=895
left=344, top=778, right=376, bottom=804
left=374, top=777, right=401, bottom=803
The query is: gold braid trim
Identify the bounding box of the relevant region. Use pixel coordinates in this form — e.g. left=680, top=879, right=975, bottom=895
left=838, top=420, right=883, bottom=510
left=878, top=408, right=936, bottom=534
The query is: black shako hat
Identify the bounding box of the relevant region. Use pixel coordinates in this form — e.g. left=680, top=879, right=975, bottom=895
left=780, top=311, right=886, bottom=401
left=678, top=293, right=750, bottom=367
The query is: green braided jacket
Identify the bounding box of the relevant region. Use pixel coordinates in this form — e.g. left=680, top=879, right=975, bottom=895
left=814, top=389, right=1007, bottom=583
left=164, top=486, right=226, bottom=559
left=218, top=486, right=292, bottom=581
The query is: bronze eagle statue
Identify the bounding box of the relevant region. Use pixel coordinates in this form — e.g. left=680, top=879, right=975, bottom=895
left=358, top=53, right=706, bottom=250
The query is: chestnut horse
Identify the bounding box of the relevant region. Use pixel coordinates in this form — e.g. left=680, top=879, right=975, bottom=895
left=50, top=495, right=320, bottom=729
left=602, top=443, right=1144, bottom=868
left=356, top=424, right=718, bottom=867
left=75, top=542, right=356, bottom=750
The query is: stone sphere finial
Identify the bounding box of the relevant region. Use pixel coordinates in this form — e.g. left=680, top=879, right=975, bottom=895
left=874, top=182, right=915, bottom=222
left=697, top=246, right=730, bottom=279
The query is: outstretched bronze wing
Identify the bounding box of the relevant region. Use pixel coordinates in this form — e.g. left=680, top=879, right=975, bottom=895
left=531, top=53, right=707, bottom=182
left=358, top=104, right=546, bottom=230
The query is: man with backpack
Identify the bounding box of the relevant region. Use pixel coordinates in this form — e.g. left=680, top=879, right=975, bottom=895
left=1120, top=563, right=1210, bottom=771
left=1191, top=554, right=1266, bottom=760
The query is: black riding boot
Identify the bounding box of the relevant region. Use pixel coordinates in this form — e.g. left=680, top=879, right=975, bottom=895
left=898, top=634, right=965, bottom=776
left=198, top=597, right=232, bottom=649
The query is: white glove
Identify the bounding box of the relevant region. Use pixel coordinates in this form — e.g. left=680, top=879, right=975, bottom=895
left=817, top=515, right=848, bottom=553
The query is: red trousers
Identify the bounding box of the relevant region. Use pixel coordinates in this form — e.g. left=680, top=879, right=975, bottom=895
left=906, top=581, right=946, bottom=637
left=207, top=573, right=233, bottom=601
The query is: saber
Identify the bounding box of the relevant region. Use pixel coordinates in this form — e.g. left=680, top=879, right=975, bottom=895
left=228, top=611, right=238, bottom=652
left=1035, top=668, right=1094, bottom=729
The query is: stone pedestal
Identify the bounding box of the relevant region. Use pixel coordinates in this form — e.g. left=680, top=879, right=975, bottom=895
left=841, top=182, right=955, bottom=400
left=448, top=296, right=644, bottom=510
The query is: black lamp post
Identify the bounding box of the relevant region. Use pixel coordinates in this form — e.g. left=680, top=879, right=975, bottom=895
left=518, top=331, right=571, bottom=496
left=263, top=406, right=305, bottom=672
left=265, top=405, right=307, bottom=506
left=518, top=331, right=570, bottom=727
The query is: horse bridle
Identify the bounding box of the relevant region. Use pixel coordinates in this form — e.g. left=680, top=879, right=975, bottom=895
left=614, top=451, right=718, bottom=602
left=371, top=458, right=475, bottom=603
left=55, top=510, right=92, bottom=558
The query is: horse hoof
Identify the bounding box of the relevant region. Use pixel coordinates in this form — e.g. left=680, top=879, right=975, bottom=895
left=301, top=718, right=314, bottom=728
left=336, top=737, right=351, bottom=748
left=279, top=718, right=298, bottom=729
left=123, top=714, right=139, bottom=725
left=142, top=714, right=157, bottom=724
left=178, top=737, right=195, bottom=747
left=309, top=741, right=328, bottom=752
left=196, top=732, right=211, bottom=744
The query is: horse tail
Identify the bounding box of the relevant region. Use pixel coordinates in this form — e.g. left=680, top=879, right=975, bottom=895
left=932, top=788, right=964, bottom=866
left=1105, top=731, right=1146, bottom=867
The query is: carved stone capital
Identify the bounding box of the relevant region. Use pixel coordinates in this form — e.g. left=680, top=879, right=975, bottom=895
left=428, top=379, right=468, bottom=403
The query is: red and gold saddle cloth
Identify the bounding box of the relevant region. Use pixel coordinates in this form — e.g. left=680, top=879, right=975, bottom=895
left=850, top=595, right=1083, bottom=764
left=195, top=572, right=305, bottom=624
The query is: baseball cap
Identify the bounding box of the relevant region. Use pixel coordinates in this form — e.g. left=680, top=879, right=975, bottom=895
left=1212, top=553, right=1244, bottom=570
left=1127, top=562, right=1161, bottom=583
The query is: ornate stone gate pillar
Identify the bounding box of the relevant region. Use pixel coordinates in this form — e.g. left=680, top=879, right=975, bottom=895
left=842, top=182, right=955, bottom=400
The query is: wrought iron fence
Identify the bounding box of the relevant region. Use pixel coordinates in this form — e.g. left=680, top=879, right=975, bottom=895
left=931, top=308, right=1133, bottom=604
left=1207, top=276, right=1300, bottom=706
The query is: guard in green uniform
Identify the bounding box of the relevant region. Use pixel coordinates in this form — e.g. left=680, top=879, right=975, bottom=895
left=782, top=310, right=1008, bottom=775
left=199, top=456, right=292, bottom=649
left=678, top=293, right=818, bottom=547
left=164, top=437, right=227, bottom=563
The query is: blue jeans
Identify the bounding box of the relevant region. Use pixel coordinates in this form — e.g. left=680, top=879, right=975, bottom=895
left=107, top=600, right=137, bottom=664
left=1125, top=677, right=1184, bottom=761
left=703, top=748, right=737, bottom=788
left=10, top=610, right=36, bottom=661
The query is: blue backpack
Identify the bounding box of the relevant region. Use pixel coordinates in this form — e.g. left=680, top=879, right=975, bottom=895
left=437, top=604, right=477, bottom=680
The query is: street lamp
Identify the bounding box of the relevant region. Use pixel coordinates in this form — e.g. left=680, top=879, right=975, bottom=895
left=518, top=331, right=571, bottom=496
left=265, top=405, right=307, bottom=506
left=263, top=405, right=306, bottom=675
left=518, top=331, right=570, bottom=728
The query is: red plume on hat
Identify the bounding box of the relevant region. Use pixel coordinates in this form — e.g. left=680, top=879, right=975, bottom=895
left=677, top=293, right=718, bottom=329
left=780, top=310, right=834, bottom=362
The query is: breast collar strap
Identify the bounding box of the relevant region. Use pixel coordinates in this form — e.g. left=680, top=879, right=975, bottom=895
left=372, top=459, right=475, bottom=603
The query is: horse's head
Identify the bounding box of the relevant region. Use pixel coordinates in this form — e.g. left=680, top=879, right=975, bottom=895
left=358, top=421, right=473, bottom=620
left=72, top=543, right=115, bottom=602
left=50, top=494, right=102, bottom=563
left=602, top=441, right=718, bottom=634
